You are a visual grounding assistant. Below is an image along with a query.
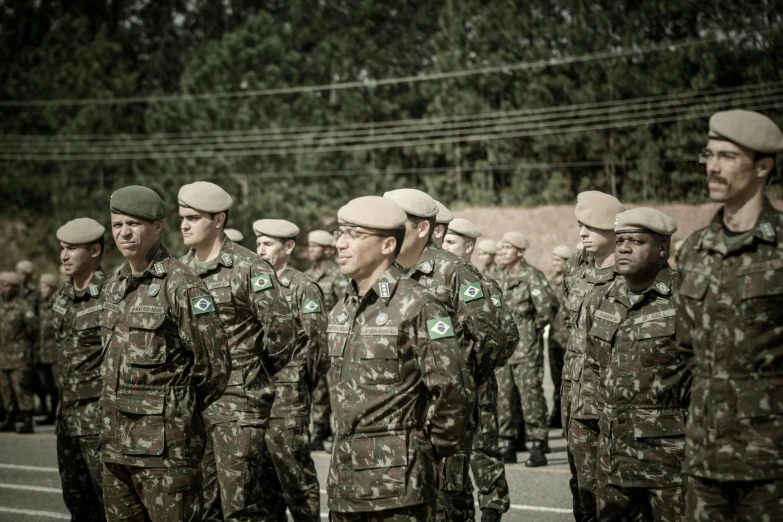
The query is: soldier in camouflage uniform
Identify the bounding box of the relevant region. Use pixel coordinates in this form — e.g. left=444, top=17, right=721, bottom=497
left=561, top=191, right=624, bottom=522
left=443, top=218, right=521, bottom=522
left=585, top=208, right=688, bottom=521
left=36, top=273, right=60, bottom=426
left=100, top=185, right=230, bottom=522
left=0, top=271, right=37, bottom=434
left=676, top=110, right=783, bottom=520
left=548, top=245, right=572, bottom=430
left=304, top=229, right=347, bottom=451
left=16, top=260, right=44, bottom=418
left=177, top=182, right=297, bottom=521
left=53, top=218, right=109, bottom=521
left=326, top=196, right=474, bottom=522
left=476, top=239, right=499, bottom=276
left=255, top=218, right=329, bottom=522
left=384, top=189, right=503, bottom=522
left=494, top=232, right=557, bottom=467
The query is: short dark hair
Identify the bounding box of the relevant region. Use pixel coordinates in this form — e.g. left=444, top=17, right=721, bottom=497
left=407, top=214, right=436, bottom=231
left=390, top=228, right=406, bottom=258
left=92, top=236, right=105, bottom=259
left=209, top=210, right=229, bottom=228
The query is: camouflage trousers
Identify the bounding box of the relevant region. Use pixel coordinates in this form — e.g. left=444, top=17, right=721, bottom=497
left=567, top=417, right=599, bottom=522
left=201, top=422, right=281, bottom=521
left=311, top=374, right=332, bottom=427
left=330, top=501, right=436, bottom=521
left=57, top=432, right=105, bottom=522
left=547, top=339, right=565, bottom=406
left=102, top=463, right=202, bottom=522
left=0, top=369, right=34, bottom=413
left=596, top=482, right=684, bottom=522
left=35, top=363, right=59, bottom=413
left=686, top=475, right=783, bottom=522
left=496, top=360, right=548, bottom=442
left=561, top=380, right=586, bottom=522
left=265, top=421, right=321, bottom=522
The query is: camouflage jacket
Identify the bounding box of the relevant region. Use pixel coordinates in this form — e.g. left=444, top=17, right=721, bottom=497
left=305, top=259, right=348, bottom=313
left=482, top=274, right=520, bottom=369
left=100, top=244, right=230, bottom=468
left=586, top=267, right=688, bottom=488
left=562, top=251, right=620, bottom=420
left=0, top=296, right=36, bottom=370
left=497, top=261, right=558, bottom=364
left=53, top=270, right=107, bottom=436
left=407, top=241, right=503, bottom=383
left=181, top=238, right=297, bottom=428
left=38, top=295, right=58, bottom=365
left=270, top=264, right=329, bottom=425
left=325, top=265, right=474, bottom=512
left=548, top=273, right=569, bottom=348
left=675, top=198, right=783, bottom=482
left=21, top=283, right=41, bottom=315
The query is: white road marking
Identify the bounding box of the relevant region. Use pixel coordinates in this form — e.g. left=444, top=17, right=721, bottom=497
left=0, top=506, right=69, bottom=519
left=510, top=503, right=572, bottom=514
left=0, top=483, right=62, bottom=493
left=0, top=463, right=59, bottom=473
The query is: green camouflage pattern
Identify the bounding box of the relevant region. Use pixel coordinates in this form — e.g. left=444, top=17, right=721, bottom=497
left=0, top=369, right=34, bottom=413
left=686, top=475, right=783, bottom=522
left=100, top=244, right=230, bottom=469
left=597, top=481, right=684, bottom=522
left=38, top=294, right=59, bottom=364
left=470, top=372, right=509, bottom=513
left=57, top=432, right=105, bottom=522
left=0, top=294, right=37, bottom=371
left=326, top=265, right=474, bottom=513
left=330, top=502, right=436, bottom=521
left=675, top=198, right=783, bottom=483
left=265, top=424, right=321, bottom=521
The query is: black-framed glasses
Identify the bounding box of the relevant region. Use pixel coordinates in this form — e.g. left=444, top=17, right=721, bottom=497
left=333, top=229, right=388, bottom=242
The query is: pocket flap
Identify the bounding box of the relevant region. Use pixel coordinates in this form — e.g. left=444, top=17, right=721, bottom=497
left=630, top=410, right=685, bottom=438
left=736, top=385, right=783, bottom=419
left=273, top=365, right=300, bottom=383
left=356, top=342, right=397, bottom=359
left=678, top=266, right=710, bottom=300
left=350, top=433, right=408, bottom=470
left=227, top=368, right=245, bottom=386
left=116, top=392, right=164, bottom=415
left=126, top=312, right=166, bottom=330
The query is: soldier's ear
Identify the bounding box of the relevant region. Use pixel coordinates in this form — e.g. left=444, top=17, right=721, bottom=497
left=381, top=236, right=397, bottom=256
left=465, top=241, right=475, bottom=255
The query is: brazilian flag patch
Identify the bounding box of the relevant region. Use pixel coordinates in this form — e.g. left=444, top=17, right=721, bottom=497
left=251, top=275, right=273, bottom=292
left=302, top=299, right=321, bottom=314
left=191, top=295, right=216, bottom=315
left=460, top=283, right=484, bottom=302
left=427, top=317, right=455, bottom=340
left=491, top=295, right=501, bottom=308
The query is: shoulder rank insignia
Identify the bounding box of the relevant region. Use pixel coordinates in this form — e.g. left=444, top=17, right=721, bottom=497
left=655, top=282, right=670, bottom=295
left=302, top=299, right=321, bottom=314
left=88, top=284, right=100, bottom=297
left=221, top=253, right=233, bottom=266
left=460, top=282, right=484, bottom=303
left=379, top=282, right=390, bottom=298
left=251, top=275, right=273, bottom=292
left=760, top=221, right=775, bottom=238
left=147, top=283, right=161, bottom=297
left=427, top=317, right=455, bottom=339
left=191, top=295, right=216, bottom=315
left=153, top=263, right=165, bottom=276
left=491, top=295, right=501, bottom=308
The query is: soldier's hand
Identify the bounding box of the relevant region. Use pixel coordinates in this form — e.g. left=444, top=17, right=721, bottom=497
left=481, top=508, right=501, bottom=522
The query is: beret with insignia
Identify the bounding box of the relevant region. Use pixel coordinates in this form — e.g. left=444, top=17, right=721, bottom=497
left=57, top=218, right=105, bottom=245
left=383, top=188, right=438, bottom=218
left=501, top=231, right=530, bottom=250
left=709, top=110, right=783, bottom=154
left=435, top=200, right=454, bottom=224
left=477, top=239, right=497, bottom=255
left=253, top=219, right=300, bottom=239
left=447, top=218, right=482, bottom=239
left=553, top=245, right=573, bottom=259
left=308, top=230, right=336, bottom=247
left=178, top=181, right=233, bottom=213
left=338, top=196, right=407, bottom=230
left=110, top=185, right=166, bottom=221
left=15, top=260, right=35, bottom=274
left=0, top=271, right=23, bottom=285
left=615, top=207, right=678, bottom=236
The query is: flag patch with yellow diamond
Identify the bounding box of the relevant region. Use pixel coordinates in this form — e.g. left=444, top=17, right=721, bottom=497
left=191, top=295, right=215, bottom=314
left=427, top=317, right=455, bottom=339
left=460, top=283, right=484, bottom=302
left=302, top=299, right=321, bottom=314
left=251, top=275, right=273, bottom=292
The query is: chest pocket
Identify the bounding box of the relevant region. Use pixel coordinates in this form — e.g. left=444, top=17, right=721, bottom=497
left=355, top=330, right=400, bottom=385
left=678, top=263, right=710, bottom=300
left=75, top=305, right=103, bottom=347
left=126, top=313, right=167, bottom=365
left=208, top=280, right=235, bottom=319
left=588, top=311, right=620, bottom=369
left=566, top=286, right=587, bottom=326
left=632, top=310, right=677, bottom=367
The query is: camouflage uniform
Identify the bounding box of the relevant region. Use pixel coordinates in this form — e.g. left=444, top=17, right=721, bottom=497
left=561, top=250, right=619, bottom=521
left=0, top=295, right=37, bottom=419
left=495, top=261, right=557, bottom=444
left=548, top=273, right=568, bottom=424
left=20, top=284, right=44, bottom=413
left=100, top=244, right=230, bottom=522
left=265, top=264, right=329, bottom=522
left=675, top=199, right=783, bottom=521
left=53, top=270, right=108, bottom=521
left=585, top=267, right=688, bottom=522
left=37, top=293, right=59, bottom=423
left=326, top=265, right=474, bottom=520
left=180, top=238, right=297, bottom=521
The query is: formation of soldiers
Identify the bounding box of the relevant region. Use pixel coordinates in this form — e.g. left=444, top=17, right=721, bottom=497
left=0, top=108, right=780, bottom=522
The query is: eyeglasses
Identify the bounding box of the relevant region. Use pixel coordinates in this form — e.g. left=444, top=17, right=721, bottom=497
left=333, top=229, right=388, bottom=242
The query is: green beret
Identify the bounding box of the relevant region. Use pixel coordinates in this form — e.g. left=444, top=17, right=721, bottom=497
left=253, top=219, right=300, bottom=239
left=15, top=260, right=34, bottom=274
left=553, top=245, right=573, bottom=259
left=383, top=188, right=438, bottom=218
left=178, top=181, right=233, bottom=213
left=224, top=228, right=244, bottom=242
left=435, top=201, right=454, bottom=224
left=308, top=230, right=336, bottom=247
left=338, top=196, right=407, bottom=230
left=0, top=272, right=22, bottom=285
left=40, top=273, right=59, bottom=288
left=57, top=218, right=105, bottom=244
left=477, top=239, right=497, bottom=254
left=110, top=185, right=166, bottom=221
left=501, top=232, right=530, bottom=250
left=709, top=110, right=783, bottom=154
left=575, top=191, right=625, bottom=230
left=615, top=208, right=677, bottom=236
left=447, top=218, right=481, bottom=239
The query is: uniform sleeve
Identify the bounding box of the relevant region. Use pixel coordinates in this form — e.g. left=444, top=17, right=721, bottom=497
left=486, top=278, right=519, bottom=368
left=673, top=239, right=695, bottom=373
left=297, top=281, right=329, bottom=389
left=530, top=270, right=558, bottom=330
left=246, top=263, right=298, bottom=374
left=178, top=282, right=230, bottom=411
left=561, top=254, right=579, bottom=329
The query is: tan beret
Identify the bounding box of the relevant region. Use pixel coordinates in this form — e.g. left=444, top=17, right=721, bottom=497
left=40, top=273, right=59, bottom=288
left=477, top=239, right=497, bottom=255
left=253, top=219, right=300, bottom=239
left=615, top=207, right=677, bottom=236
left=383, top=189, right=438, bottom=218
left=553, top=245, right=573, bottom=259
left=447, top=218, right=482, bottom=239
left=56, top=218, right=105, bottom=244
left=178, top=181, right=233, bottom=213
left=16, top=260, right=34, bottom=274
left=338, top=196, right=407, bottom=230
left=709, top=110, right=783, bottom=154
left=574, top=191, right=625, bottom=230
left=308, top=230, right=336, bottom=247
left=435, top=201, right=454, bottom=224
left=224, top=228, right=244, bottom=242
left=0, top=272, right=22, bottom=285
left=501, top=232, right=530, bottom=250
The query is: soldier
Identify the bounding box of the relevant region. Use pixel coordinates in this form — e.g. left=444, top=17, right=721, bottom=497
left=16, top=260, right=43, bottom=417
left=585, top=208, right=688, bottom=521
left=254, top=218, right=328, bottom=522
left=177, top=182, right=297, bottom=521
left=326, top=196, right=474, bottom=522
left=476, top=239, right=498, bottom=275
left=676, top=110, right=783, bottom=520
left=100, top=185, right=230, bottom=522
left=53, top=218, right=109, bottom=520
left=443, top=217, right=520, bottom=522
left=0, top=271, right=36, bottom=433
left=561, top=191, right=624, bottom=521
left=548, top=245, right=573, bottom=430
left=431, top=200, right=454, bottom=248
left=36, top=273, right=60, bottom=426
left=304, top=229, right=346, bottom=451
left=495, top=232, right=557, bottom=467
left=224, top=228, right=244, bottom=243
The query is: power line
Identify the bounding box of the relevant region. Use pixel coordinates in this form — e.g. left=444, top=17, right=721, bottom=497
left=0, top=27, right=775, bottom=108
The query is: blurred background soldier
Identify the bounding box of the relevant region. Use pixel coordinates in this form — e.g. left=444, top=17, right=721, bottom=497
left=16, top=260, right=43, bottom=417
left=676, top=110, right=783, bottom=521
left=224, top=228, right=245, bottom=244
left=476, top=239, right=499, bottom=275
left=36, top=273, right=60, bottom=426
left=548, top=245, right=573, bottom=430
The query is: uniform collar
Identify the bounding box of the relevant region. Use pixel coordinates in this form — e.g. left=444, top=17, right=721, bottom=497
left=408, top=240, right=438, bottom=275
left=345, top=264, right=403, bottom=305
left=72, top=268, right=106, bottom=299
left=278, top=264, right=295, bottom=288
left=118, top=243, right=170, bottom=280
left=184, top=238, right=235, bottom=275
left=699, top=197, right=780, bottom=254
left=612, top=266, right=674, bottom=308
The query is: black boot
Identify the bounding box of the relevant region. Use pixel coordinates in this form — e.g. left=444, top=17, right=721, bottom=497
left=548, top=403, right=562, bottom=429
left=542, top=439, right=552, bottom=454
left=0, top=412, right=15, bottom=432
left=15, top=412, right=34, bottom=434
left=310, top=423, right=330, bottom=451
left=499, top=437, right=517, bottom=464
left=525, top=440, right=548, bottom=467
left=514, top=432, right=527, bottom=452
left=481, top=508, right=501, bottom=522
